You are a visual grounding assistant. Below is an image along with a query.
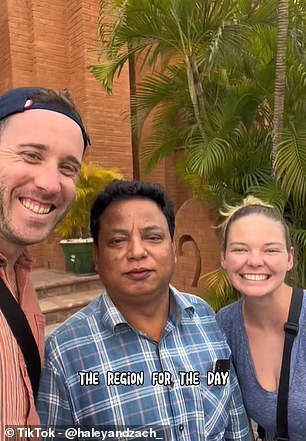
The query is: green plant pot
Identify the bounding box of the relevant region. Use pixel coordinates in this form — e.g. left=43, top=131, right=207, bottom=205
left=60, top=238, right=95, bottom=275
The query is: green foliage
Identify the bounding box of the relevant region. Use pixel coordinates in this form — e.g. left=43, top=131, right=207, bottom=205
left=91, top=0, right=306, bottom=309
left=55, top=163, right=123, bottom=239
left=200, top=268, right=240, bottom=311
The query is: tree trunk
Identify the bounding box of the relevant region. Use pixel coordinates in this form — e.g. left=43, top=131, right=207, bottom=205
left=271, top=0, right=289, bottom=173
left=128, top=48, right=140, bottom=180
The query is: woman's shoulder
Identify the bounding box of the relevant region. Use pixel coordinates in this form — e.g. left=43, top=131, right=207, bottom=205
left=215, top=300, right=245, bottom=346
left=216, top=299, right=242, bottom=327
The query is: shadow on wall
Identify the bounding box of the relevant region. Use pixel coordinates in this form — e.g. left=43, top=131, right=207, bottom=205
left=172, top=199, right=221, bottom=297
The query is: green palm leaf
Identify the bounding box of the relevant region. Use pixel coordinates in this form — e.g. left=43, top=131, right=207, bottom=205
left=200, top=267, right=240, bottom=312
left=275, top=124, right=306, bottom=208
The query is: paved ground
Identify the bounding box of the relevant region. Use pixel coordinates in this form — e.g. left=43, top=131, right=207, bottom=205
left=31, top=268, right=102, bottom=335
left=31, top=267, right=90, bottom=289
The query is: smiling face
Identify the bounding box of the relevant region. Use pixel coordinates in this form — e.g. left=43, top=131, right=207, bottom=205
left=221, top=213, right=294, bottom=298
left=0, top=109, right=84, bottom=251
left=93, top=198, right=176, bottom=308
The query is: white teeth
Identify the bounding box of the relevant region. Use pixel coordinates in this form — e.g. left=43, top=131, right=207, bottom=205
left=21, top=199, right=51, bottom=215
left=243, top=274, right=269, bottom=281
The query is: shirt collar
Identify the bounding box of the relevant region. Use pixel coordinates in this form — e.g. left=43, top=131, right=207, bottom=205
left=101, top=285, right=195, bottom=334
left=0, top=249, right=33, bottom=271
left=169, top=285, right=195, bottom=320
left=101, top=291, right=128, bottom=332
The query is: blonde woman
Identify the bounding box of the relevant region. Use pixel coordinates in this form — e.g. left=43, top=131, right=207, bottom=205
left=216, top=197, right=305, bottom=440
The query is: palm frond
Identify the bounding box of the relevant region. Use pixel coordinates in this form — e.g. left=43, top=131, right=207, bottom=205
left=292, top=228, right=306, bottom=248
left=200, top=267, right=240, bottom=312
left=275, top=124, right=306, bottom=208
left=184, top=138, right=232, bottom=179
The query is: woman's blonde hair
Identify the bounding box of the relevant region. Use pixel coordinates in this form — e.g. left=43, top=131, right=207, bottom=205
left=220, top=195, right=292, bottom=252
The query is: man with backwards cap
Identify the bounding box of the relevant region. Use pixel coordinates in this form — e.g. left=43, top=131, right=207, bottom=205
left=0, top=87, right=89, bottom=430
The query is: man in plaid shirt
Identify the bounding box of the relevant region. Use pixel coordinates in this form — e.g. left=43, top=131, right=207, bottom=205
left=37, top=180, right=251, bottom=441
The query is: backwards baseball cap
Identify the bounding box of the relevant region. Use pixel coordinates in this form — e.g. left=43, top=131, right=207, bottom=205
left=0, top=86, right=90, bottom=150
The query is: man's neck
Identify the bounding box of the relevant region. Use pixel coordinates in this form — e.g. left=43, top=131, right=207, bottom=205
left=0, top=236, right=23, bottom=268
left=111, top=292, right=170, bottom=342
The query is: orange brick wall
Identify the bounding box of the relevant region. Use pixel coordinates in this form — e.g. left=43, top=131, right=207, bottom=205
left=0, top=2, right=12, bottom=91
left=172, top=198, right=221, bottom=296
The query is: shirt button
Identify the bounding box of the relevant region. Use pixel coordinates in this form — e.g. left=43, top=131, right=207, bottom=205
left=179, top=424, right=184, bottom=431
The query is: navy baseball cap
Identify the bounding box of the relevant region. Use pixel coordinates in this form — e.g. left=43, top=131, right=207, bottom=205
left=0, top=87, right=90, bottom=150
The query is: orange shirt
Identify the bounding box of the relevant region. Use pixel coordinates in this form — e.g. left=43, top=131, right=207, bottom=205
left=0, top=250, right=45, bottom=433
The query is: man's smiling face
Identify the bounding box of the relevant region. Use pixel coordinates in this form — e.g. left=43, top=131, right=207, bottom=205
left=0, top=109, right=84, bottom=248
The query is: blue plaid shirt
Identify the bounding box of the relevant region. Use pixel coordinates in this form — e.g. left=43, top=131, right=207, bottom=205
left=37, top=287, right=251, bottom=441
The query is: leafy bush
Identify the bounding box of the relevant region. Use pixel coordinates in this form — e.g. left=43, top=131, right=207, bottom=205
left=55, top=162, right=122, bottom=238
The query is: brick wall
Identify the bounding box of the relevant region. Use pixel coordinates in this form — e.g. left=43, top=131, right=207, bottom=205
left=172, top=198, right=221, bottom=297
left=0, top=1, right=12, bottom=90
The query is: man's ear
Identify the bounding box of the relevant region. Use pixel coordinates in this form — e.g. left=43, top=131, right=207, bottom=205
left=172, top=241, right=177, bottom=264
